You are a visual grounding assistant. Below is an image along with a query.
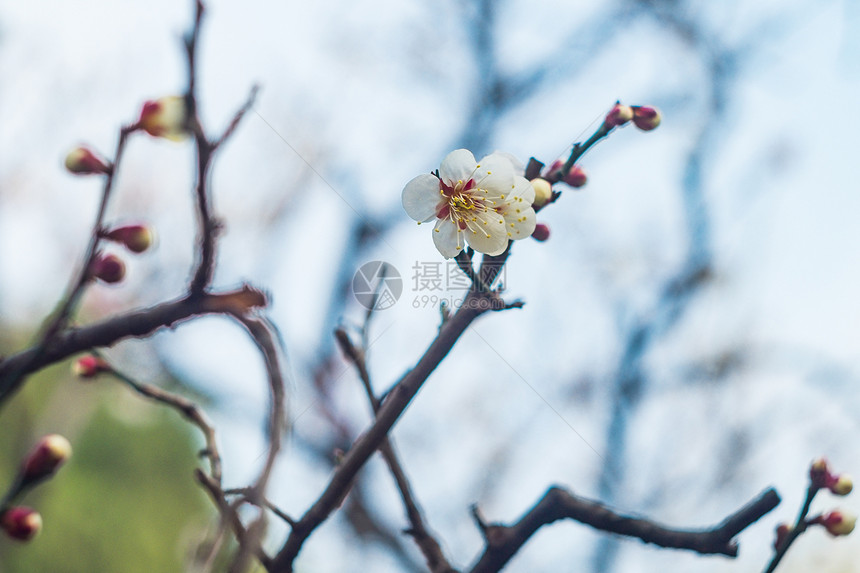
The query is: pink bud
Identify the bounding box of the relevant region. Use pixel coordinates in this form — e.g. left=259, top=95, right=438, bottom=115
left=815, top=510, right=857, bottom=537
left=72, top=355, right=110, bottom=378
left=22, top=434, right=72, bottom=483
left=1, top=507, right=42, bottom=542
left=531, top=223, right=551, bottom=242
left=89, top=253, right=126, bottom=284
left=103, top=224, right=153, bottom=253
left=810, top=458, right=831, bottom=488
left=138, top=96, right=189, bottom=141
left=605, top=103, right=633, bottom=128
left=64, top=146, right=111, bottom=175
left=563, top=165, right=587, bottom=188
left=632, top=106, right=661, bottom=131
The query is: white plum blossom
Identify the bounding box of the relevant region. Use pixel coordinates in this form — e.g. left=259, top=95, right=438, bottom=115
left=402, top=149, right=536, bottom=258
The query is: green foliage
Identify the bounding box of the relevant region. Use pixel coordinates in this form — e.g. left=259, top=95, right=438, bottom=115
left=0, top=364, right=216, bottom=572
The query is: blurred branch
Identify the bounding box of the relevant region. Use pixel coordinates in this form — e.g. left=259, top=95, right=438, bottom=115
left=468, top=486, right=781, bottom=572
left=226, top=315, right=288, bottom=572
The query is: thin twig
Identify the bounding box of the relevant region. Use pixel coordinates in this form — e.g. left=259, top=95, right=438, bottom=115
left=97, top=353, right=222, bottom=482
left=335, top=328, right=457, bottom=573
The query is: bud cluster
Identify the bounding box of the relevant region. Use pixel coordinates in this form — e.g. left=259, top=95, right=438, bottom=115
left=604, top=103, right=662, bottom=132
left=1, top=435, right=73, bottom=543
left=810, top=458, right=853, bottom=496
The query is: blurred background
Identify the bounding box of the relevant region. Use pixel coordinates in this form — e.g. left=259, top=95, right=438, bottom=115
left=0, top=0, right=858, bottom=571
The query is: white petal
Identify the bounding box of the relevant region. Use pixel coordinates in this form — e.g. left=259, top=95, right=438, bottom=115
left=510, top=175, right=535, bottom=204
left=504, top=202, right=537, bottom=241
left=463, top=210, right=508, bottom=256
left=402, top=174, right=443, bottom=222
left=439, top=149, right=477, bottom=185
left=433, top=218, right=463, bottom=259
left=490, top=151, right=525, bottom=176
left=473, top=153, right=515, bottom=194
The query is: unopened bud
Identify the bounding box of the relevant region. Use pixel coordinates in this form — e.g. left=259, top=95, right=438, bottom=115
left=64, top=146, right=111, bottom=175
left=564, top=165, right=587, bottom=188
left=73, top=355, right=110, bottom=378
left=531, top=178, right=553, bottom=208
left=138, top=96, right=189, bottom=141
left=531, top=223, right=550, bottom=242
left=1, top=507, right=42, bottom=542
left=831, top=475, right=853, bottom=496
left=89, top=253, right=125, bottom=284
left=632, top=106, right=661, bottom=131
left=22, top=434, right=72, bottom=483
left=815, top=510, right=857, bottom=537
left=605, top=103, right=633, bottom=128
left=103, top=224, right=153, bottom=253
left=774, top=523, right=792, bottom=549
left=810, top=458, right=831, bottom=488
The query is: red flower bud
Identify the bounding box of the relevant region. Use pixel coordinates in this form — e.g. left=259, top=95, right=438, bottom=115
left=814, top=510, right=857, bottom=537
left=563, top=165, right=587, bottom=188
left=810, top=458, right=831, bottom=488
left=22, top=434, right=72, bottom=483
left=1, top=507, right=42, bottom=542
left=64, top=146, right=111, bottom=175
left=103, top=224, right=153, bottom=253
left=531, top=223, right=551, bottom=242
left=138, top=96, right=189, bottom=141
left=605, top=103, right=633, bottom=128
left=89, top=253, right=126, bottom=284
left=72, top=355, right=111, bottom=378
left=632, top=106, right=661, bottom=131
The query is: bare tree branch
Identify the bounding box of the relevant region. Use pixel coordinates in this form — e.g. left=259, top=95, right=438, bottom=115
left=468, top=486, right=781, bottom=573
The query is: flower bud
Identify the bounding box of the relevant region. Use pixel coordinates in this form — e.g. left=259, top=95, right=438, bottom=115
left=830, top=475, right=853, bottom=496
left=1, top=507, right=42, bottom=542
left=810, top=458, right=831, bottom=488
left=138, top=96, right=189, bottom=141
left=22, top=434, right=72, bottom=483
left=64, top=146, right=111, bottom=175
left=103, top=225, right=153, bottom=253
left=563, top=165, right=587, bottom=188
left=774, top=523, right=792, bottom=549
left=531, top=178, right=553, bottom=208
left=815, top=510, right=857, bottom=537
left=632, top=106, right=661, bottom=131
left=72, top=355, right=110, bottom=378
left=605, top=103, right=633, bottom=128
left=89, top=253, right=126, bottom=284
left=531, top=223, right=550, bottom=242
left=544, top=160, right=564, bottom=180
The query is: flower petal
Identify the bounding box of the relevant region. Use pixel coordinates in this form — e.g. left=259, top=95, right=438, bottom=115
left=463, top=210, right=508, bottom=256
left=439, top=149, right=477, bottom=185
left=510, top=175, right=535, bottom=204
left=473, top=153, right=515, bottom=195
left=432, top=218, right=463, bottom=259
left=402, top=174, right=443, bottom=222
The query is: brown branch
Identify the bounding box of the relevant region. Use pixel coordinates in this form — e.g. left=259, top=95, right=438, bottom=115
left=0, top=285, right=267, bottom=404
left=468, top=486, right=781, bottom=573
left=196, top=469, right=273, bottom=570
left=1, top=122, right=139, bottom=403
left=270, top=289, right=498, bottom=571
left=335, top=328, right=458, bottom=573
